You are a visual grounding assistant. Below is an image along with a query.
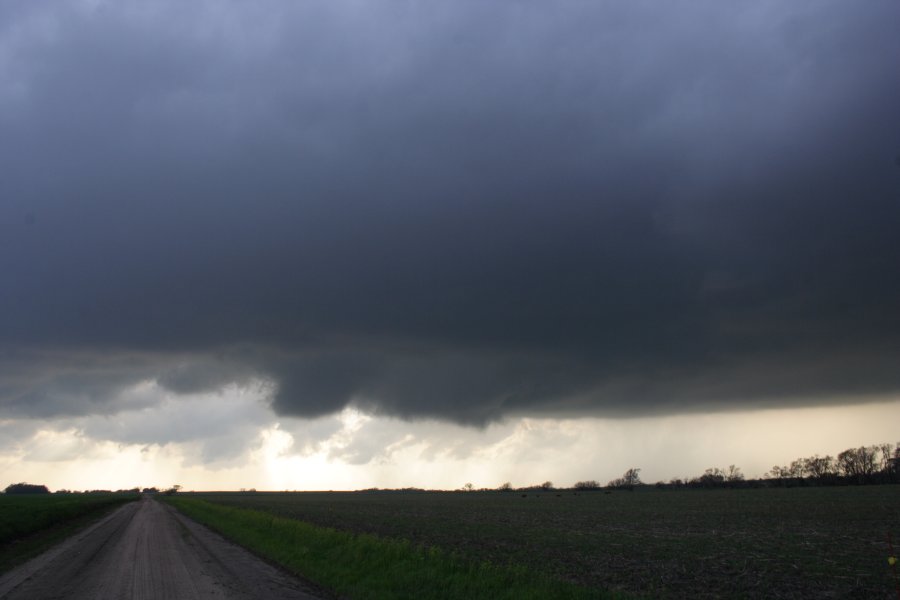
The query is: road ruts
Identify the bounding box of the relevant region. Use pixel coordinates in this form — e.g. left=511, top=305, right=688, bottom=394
left=0, top=496, right=323, bottom=599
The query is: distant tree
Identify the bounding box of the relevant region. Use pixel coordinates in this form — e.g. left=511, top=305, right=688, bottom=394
left=801, top=455, right=836, bottom=481
left=608, top=468, right=641, bottom=490
left=163, top=484, right=182, bottom=496
left=574, top=480, right=600, bottom=490
left=539, top=481, right=554, bottom=490
left=623, top=468, right=641, bottom=486
left=837, top=446, right=879, bottom=482
left=877, top=443, right=895, bottom=473
left=891, top=444, right=900, bottom=480
left=725, top=465, right=744, bottom=482
left=766, top=465, right=796, bottom=485
left=463, top=482, right=474, bottom=492
left=697, top=468, right=725, bottom=487
left=5, top=483, right=50, bottom=494
left=497, top=482, right=513, bottom=491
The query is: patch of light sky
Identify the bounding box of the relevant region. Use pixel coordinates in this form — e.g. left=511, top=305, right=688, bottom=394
left=1, top=382, right=898, bottom=492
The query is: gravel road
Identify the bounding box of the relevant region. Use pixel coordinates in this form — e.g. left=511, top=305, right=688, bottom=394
left=0, top=496, right=324, bottom=599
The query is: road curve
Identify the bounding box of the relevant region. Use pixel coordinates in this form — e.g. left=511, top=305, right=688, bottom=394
left=0, top=496, right=324, bottom=599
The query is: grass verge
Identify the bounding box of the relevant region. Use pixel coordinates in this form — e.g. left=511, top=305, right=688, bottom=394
left=0, top=493, right=138, bottom=572
left=186, top=487, right=900, bottom=597
left=165, top=496, right=619, bottom=600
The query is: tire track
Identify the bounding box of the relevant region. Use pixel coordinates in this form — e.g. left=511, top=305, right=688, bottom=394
left=0, top=496, right=322, bottom=599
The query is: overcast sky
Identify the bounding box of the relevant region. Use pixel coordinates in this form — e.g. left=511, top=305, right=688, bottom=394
left=2, top=0, right=899, bottom=490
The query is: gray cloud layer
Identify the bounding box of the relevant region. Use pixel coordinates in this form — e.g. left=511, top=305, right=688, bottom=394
left=2, top=1, right=899, bottom=425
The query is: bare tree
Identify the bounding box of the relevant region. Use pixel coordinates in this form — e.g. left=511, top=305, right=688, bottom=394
left=766, top=465, right=788, bottom=480
left=624, top=468, right=641, bottom=486
left=697, top=468, right=725, bottom=487
left=891, top=443, right=900, bottom=479
left=837, top=446, right=879, bottom=481
left=574, top=480, right=600, bottom=490
left=608, top=468, right=642, bottom=490
left=725, top=465, right=744, bottom=482
left=802, top=455, right=836, bottom=481
left=878, top=443, right=895, bottom=472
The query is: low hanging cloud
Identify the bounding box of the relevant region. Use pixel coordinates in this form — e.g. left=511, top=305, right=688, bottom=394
left=5, top=381, right=279, bottom=468
left=1, top=0, right=899, bottom=427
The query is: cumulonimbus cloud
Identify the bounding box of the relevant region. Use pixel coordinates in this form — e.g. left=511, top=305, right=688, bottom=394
left=1, top=0, right=899, bottom=425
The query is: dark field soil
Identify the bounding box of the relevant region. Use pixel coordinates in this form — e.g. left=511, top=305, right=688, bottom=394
left=192, top=486, right=900, bottom=599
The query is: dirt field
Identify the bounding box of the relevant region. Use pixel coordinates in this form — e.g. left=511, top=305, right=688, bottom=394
left=0, top=496, right=323, bottom=600
left=191, top=486, right=900, bottom=598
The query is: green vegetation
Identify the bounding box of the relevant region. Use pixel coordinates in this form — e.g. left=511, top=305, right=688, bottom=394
left=164, top=496, right=613, bottom=600
left=0, top=493, right=138, bottom=572
left=179, top=486, right=900, bottom=598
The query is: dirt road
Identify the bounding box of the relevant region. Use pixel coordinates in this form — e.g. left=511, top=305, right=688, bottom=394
left=0, top=497, right=324, bottom=599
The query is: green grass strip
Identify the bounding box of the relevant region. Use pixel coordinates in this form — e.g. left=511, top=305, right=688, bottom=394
left=165, top=497, right=619, bottom=600
left=0, top=494, right=138, bottom=572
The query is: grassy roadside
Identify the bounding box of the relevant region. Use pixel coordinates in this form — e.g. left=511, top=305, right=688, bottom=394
left=164, top=496, right=620, bottom=600
left=0, top=493, right=138, bottom=573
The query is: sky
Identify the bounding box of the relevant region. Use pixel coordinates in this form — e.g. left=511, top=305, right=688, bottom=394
left=1, top=0, right=899, bottom=491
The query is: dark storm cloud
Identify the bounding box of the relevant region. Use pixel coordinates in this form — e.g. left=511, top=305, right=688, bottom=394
left=1, top=0, right=899, bottom=424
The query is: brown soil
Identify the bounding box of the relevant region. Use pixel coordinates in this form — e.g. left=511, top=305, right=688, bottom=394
left=0, top=496, right=323, bottom=599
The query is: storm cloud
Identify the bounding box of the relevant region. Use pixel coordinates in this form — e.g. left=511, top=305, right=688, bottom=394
left=2, top=0, right=899, bottom=426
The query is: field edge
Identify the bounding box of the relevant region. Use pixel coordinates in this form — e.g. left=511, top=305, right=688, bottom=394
left=164, top=495, right=624, bottom=600
left=0, top=494, right=139, bottom=573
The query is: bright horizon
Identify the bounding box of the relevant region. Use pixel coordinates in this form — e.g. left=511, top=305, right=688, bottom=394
left=5, top=388, right=899, bottom=492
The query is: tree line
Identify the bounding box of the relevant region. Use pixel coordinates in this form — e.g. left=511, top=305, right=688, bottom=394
left=2, top=483, right=182, bottom=495
left=762, top=443, right=899, bottom=486
left=651, top=441, right=899, bottom=490
left=484, top=441, right=900, bottom=492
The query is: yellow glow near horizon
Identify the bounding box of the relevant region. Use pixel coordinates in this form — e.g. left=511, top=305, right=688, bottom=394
left=2, top=400, right=898, bottom=492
